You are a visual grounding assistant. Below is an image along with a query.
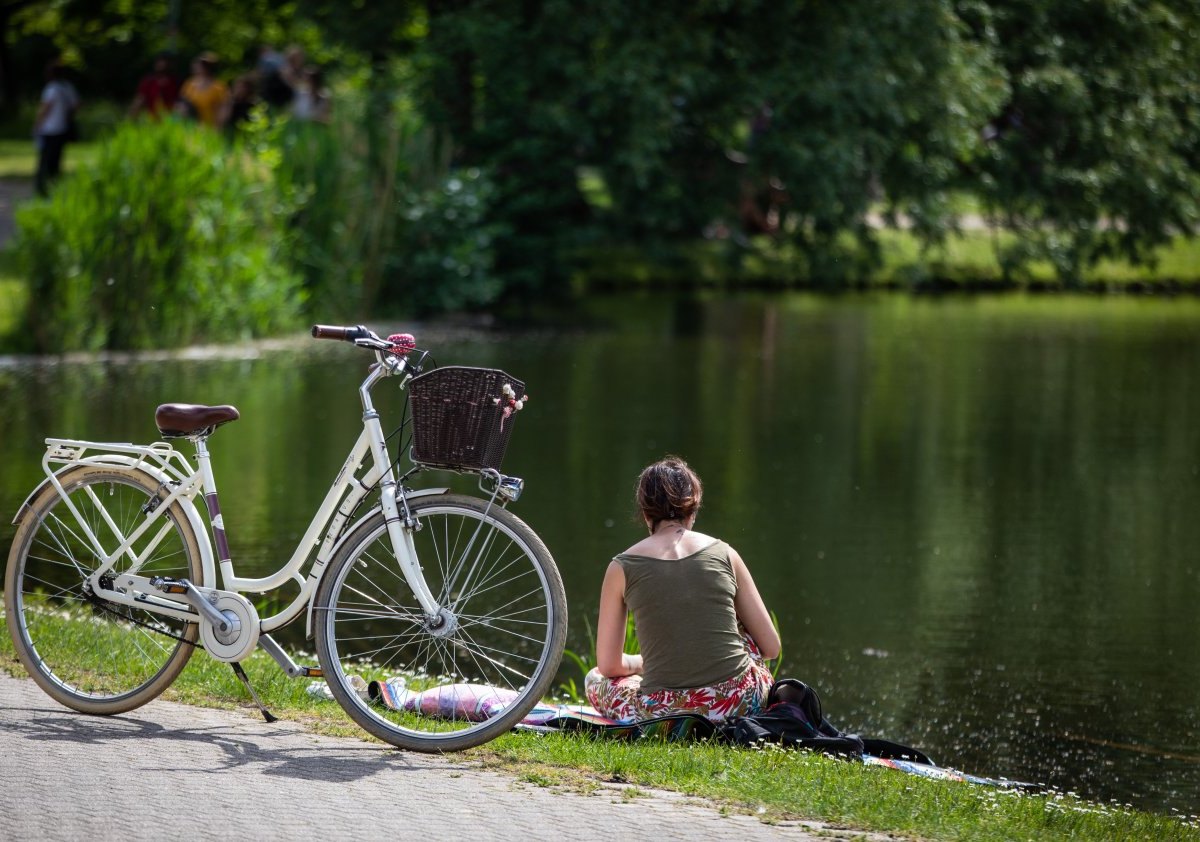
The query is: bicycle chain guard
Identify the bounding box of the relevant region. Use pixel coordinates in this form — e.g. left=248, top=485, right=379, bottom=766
left=199, top=592, right=260, bottom=662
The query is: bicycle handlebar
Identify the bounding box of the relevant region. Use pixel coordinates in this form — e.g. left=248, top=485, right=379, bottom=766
left=311, top=324, right=418, bottom=359
left=311, top=324, right=370, bottom=342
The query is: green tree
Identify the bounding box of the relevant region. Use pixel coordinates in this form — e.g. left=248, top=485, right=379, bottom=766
left=0, top=0, right=39, bottom=111
left=966, top=0, right=1200, bottom=282
left=421, top=1, right=596, bottom=298
left=4, top=0, right=316, bottom=109
left=419, top=0, right=1006, bottom=288
left=13, top=0, right=1198, bottom=301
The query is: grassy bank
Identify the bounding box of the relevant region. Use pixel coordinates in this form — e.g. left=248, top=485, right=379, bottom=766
left=570, top=228, right=1200, bottom=293
left=0, top=604, right=1194, bottom=841
left=3, top=225, right=1199, bottom=351
left=0, top=253, right=25, bottom=339
left=0, top=139, right=100, bottom=178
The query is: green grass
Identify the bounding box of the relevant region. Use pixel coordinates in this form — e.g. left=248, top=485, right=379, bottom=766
left=480, top=734, right=1198, bottom=841
left=874, top=228, right=1200, bottom=287
left=0, top=140, right=36, bottom=178
left=571, top=227, right=1200, bottom=291
left=0, top=139, right=99, bottom=178
left=0, top=250, right=24, bottom=340
left=1, top=600, right=1195, bottom=841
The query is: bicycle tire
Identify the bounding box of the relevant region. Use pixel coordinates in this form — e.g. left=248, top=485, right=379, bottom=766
left=4, top=465, right=203, bottom=714
left=314, top=493, right=567, bottom=752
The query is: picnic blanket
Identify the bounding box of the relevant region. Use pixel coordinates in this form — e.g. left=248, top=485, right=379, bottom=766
left=360, top=678, right=1040, bottom=792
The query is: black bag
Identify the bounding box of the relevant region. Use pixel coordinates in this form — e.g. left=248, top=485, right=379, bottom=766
left=721, top=702, right=866, bottom=756
left=719, top=678, right=933, bottom=763
left=719, top=678, right=863, bottom=756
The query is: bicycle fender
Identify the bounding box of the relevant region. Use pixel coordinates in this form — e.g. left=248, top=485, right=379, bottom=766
left=304, top=486, right=448, bottom=638
left=12, top=457, right=217, bottom=589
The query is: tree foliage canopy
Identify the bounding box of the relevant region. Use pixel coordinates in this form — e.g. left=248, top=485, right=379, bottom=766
left=968, top=0, right=1200, bottom=280
left=8, top=0, right=1199, bottom=290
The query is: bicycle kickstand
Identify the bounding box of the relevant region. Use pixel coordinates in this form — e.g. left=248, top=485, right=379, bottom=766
left=230, top=662, right=278, bottom=723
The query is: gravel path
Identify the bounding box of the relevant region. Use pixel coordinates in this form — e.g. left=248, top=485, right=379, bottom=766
left=0, top=673, right=881, bottom=842
left=0, top=178, right=32, bottom=249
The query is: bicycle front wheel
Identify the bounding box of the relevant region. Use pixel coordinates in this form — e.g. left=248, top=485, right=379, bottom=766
left=4, top=466, right=203, bottom=714
left=314, top=493, right=566, bottom=752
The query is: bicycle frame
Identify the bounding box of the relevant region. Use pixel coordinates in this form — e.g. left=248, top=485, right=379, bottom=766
left=20, top=354, right=447, bottom=640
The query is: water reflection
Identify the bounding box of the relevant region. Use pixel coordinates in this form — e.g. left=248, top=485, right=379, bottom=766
left=1, top=294, right=1198, bottom=814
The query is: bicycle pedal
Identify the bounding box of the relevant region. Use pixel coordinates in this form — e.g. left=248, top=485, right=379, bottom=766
left=148, top=576, right=188, bottom=595
left=299, top=666, right=323, bottom=678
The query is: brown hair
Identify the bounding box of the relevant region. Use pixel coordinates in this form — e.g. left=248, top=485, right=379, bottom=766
left=636, top=456, right=703, bottom=530
left=195, top=52, right=220, bottom=75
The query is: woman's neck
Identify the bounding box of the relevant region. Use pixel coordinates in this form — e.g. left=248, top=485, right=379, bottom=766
left=626, top=519, right=712, bottom=560
left=651, top=519, right=689, bottom=536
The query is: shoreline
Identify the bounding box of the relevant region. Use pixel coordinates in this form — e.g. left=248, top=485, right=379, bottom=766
left=0, top=637, right=1193, bottom=840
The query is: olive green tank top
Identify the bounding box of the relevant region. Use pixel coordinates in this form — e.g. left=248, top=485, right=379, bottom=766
left=616, top=539, right=750, bottom=692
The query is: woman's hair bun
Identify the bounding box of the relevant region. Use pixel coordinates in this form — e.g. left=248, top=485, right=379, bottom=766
left=636, top=456, right=703, bottom=529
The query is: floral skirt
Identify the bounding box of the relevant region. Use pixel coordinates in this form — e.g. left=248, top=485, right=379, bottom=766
left=585, top=638, right=774, bottom=723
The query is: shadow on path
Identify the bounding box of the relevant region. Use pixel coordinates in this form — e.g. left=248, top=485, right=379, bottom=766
left=0, top=702, right=475, bottom=784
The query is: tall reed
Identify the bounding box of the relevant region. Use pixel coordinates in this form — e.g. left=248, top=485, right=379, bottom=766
left=273, top=84, right=500, bottom=319
left=15, top=119, right=302, bottom=352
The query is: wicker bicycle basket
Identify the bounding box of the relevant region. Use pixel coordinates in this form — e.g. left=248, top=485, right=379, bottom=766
left=407, top=366, right=526, bottom=471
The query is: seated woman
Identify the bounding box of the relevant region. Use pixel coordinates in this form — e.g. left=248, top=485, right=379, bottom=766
left=586, top=456, right=781, bottom=722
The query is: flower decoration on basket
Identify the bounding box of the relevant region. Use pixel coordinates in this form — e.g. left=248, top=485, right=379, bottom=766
left=494, top=383, right=529, bottom=429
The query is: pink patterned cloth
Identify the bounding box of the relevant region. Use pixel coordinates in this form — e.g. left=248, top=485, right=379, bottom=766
left=585, top=637, right=774, bottom=723
left=369, top=681, right=520, bottom=720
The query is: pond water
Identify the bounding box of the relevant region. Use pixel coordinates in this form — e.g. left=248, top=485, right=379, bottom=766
left=2, top=293, right=1198, bottom=816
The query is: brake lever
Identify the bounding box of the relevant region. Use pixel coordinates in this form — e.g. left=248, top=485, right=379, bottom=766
left=353, top=337, right=391, bottom=351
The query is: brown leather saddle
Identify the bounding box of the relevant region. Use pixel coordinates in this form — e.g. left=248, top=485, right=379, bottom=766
left=154, top=403, right=240, bottom=438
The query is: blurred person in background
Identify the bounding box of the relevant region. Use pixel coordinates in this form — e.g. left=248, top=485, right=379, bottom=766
left=290, top=66, right=331, bottom=123
left=178, top=52, right=230, bottom=128
left=226, top=75, right=260, bottom=134
left=130, top=52, right=179, bottom=119
left=33, top=60, right=80, bottom=196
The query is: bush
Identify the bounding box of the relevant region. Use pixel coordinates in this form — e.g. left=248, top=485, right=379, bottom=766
left=271, top=77, right=501, bottom=319
left=271, top=113, right=387, bottom=317
left=14, top=119, right=302, bottom=352
left=389, top=166, right=501, bottom=316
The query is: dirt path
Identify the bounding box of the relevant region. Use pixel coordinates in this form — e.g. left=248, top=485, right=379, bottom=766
left=0, top=178, right=32, bottom=249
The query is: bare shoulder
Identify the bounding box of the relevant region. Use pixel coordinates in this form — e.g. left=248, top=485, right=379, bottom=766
left=620, top=529, right=720, bottom=559
left=621, top=536, right=658, bottom=556
left=681, top=531, right=720, bottom=556
left=725, top=544, right=750, bottom=575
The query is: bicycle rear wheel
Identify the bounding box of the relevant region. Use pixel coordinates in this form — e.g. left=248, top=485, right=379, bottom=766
left=314, top=493, right=566, bottom=752
left=4, top=466, right=202, bottom=714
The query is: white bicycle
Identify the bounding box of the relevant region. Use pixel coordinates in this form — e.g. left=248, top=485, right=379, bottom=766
left=4, top=325, right=566, bottom=752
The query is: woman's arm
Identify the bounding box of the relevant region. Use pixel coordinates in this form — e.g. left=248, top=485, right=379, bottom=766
left=595, top=561, right=643, bottom=677
left=731, top=548, right=781, bottom=660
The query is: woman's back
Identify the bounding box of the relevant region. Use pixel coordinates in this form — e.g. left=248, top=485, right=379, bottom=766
left=617, top=539, right=750, bottom=691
